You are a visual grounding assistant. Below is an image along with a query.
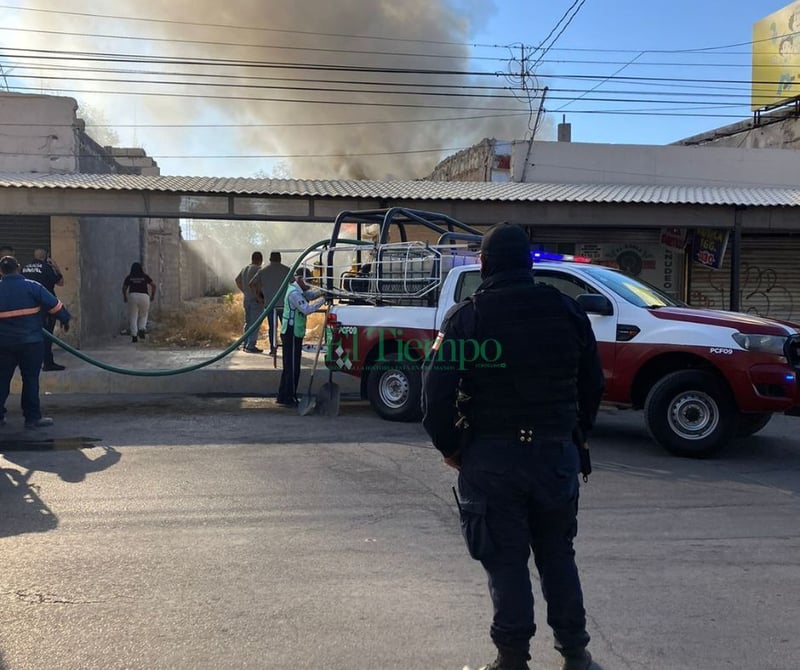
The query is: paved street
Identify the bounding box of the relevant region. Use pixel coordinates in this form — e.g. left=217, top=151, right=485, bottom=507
left=1, top=397, right=799, bottom=670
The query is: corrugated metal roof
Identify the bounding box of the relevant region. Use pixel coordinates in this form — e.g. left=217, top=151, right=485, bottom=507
left=1, top=173, right=799, bottom=207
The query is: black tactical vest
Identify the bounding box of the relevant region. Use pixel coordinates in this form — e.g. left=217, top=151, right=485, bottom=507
left=462, top=276, right=582, bottom=434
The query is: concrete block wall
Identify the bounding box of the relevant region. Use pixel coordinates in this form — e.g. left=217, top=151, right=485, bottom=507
left=0, top=93, right=78, bottom=174
left=78, top=217, right=142, bottom=345
left=144, top=218, right=182, bottom=312
left=426, top=138, right=495, bottom=182
left=682, top=117, right=800, bottom=151
left=108, top=147, right=161, bottom=176
left=50, top=215, right=81, bottom=348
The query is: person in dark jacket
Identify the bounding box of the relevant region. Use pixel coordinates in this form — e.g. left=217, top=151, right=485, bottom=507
left=422, top=223, right=605, bottom=670
left=0, top=256, right=71, bottom=429
left=235, top=251, right=264, bottom=353
left=22, top=248, right=66, bottom=371
left=122, top=262, right=156, bottom=343
left=249, top=251, right=291, bottom=356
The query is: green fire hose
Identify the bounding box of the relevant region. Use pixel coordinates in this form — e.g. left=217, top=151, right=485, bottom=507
left=42, top=237, right=370, bottom=376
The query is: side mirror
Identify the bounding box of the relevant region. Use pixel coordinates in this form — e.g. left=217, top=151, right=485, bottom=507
left=577, top=293, right=613, bottom=316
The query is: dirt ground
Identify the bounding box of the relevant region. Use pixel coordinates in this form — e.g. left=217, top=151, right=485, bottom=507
left=153, top=294, right=325, bottom=348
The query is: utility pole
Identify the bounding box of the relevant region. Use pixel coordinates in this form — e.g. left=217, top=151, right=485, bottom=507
left=521, top=44, right=528, bottom=95
left=0, top=64, right=10, bottom=91
left=520, top=87, right=547, bottom=183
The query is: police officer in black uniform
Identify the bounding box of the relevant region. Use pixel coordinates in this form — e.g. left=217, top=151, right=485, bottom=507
left=422, top=223, right=604, bottom=670
left=22, top=248, right=65, bottom=371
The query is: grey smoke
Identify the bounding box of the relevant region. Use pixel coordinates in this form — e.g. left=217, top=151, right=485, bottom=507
left=6, top=0, right=544, bottom=179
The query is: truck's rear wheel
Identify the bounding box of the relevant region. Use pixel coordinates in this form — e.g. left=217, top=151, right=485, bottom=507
left=644, top=370, right=736, bottom=458
left=366, top=354, right=422, bottom=422
left=735, top=412, right=772, bottom=438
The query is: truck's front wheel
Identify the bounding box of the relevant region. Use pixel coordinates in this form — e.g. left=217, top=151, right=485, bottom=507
left=366, top=354, right=423, bottom=422
left=644, top=370, right=736, bottom=458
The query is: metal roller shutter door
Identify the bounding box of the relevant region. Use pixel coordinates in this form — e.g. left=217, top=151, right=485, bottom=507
left=0, top=216, right=51, bottom=262
left=689, top=235, right=800, bottom=323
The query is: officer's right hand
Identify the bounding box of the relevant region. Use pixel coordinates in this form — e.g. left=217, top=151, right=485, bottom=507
left=61, top=321, right=70, bottom=333
left=444, top=450, right=462, bottom=470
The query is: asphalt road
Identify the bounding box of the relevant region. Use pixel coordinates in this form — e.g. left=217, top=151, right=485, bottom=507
left=1, top=396, right=799, bottom=670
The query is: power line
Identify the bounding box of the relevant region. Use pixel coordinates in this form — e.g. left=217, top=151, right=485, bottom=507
left=3, top=3, right=797, bottom=58
left=3, top=59, right=790, bottom=100
left=530, top=0, right=588, bottom=70
left=534, top=58, right=794, bottom=68
left=6, top=81, right=770, bottom=111
left=0, top=26, right=507, bottom=64
left=544, top=108, right=749, bottom=118
left=7, top=73, right=528, bottom=102
left=0, top=45, right=504, bottom=78
left=1, top=60, right=517, bottom=94
left=2, top=46, right=790, bottom=110
left=4, top=45, right=796, bottom=87
left=0, top=112, right=529, bottom=129
left=0, top=146, right=473, bottom=159
left=5, top=84, right=529, bottom=112
left=1, top=36, right=793, bottom=127
left=0, top=54, right=764, bottom=94
left=2, top=28, right=795, bottom=68
left=532, top=1, right=583, bottom=58
left=0, top=3, right=508, bottom=50
left=554, top=51, right=644, bottom=113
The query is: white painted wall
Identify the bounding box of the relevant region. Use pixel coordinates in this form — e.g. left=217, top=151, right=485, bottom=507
left=512, top=139, right=800, bottom=188
left=0, top=93, right=78, bottom=173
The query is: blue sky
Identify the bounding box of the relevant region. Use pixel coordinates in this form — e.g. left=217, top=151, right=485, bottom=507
left=0, top=0, right=796, bottom=178
left=471, top=0, right=795, bottom=145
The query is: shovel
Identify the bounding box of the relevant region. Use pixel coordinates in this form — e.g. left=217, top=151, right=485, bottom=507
left=298, top=323, right=327, bottom=416
left=271, top=311, right=279, bottom=369
left=316, top=369, right=340, bottom=417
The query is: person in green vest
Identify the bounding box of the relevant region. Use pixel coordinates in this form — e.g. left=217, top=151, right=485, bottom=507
left=275, top=267, right=325, bottom=406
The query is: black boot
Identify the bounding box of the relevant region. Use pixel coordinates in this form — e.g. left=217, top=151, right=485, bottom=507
left=561, top=648, right=592, bottom=670
left=478, top=646, right=530, bottom=670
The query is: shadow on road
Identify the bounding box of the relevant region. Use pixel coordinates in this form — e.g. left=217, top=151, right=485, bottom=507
left=590, top=410, right=800, bottom=496
left=0, top=445, right=122, bottom=539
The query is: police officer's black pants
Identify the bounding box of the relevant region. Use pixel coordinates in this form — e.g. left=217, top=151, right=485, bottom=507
left=458, top=435, right=590, bottom=657
left=276, top=332, right=302, bottom=403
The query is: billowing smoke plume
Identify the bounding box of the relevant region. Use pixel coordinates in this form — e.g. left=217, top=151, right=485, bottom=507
left=3, top=1, right=542, bottom=179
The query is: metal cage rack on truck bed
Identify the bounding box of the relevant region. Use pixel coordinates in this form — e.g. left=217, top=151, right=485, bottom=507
left=316, top=208, right=483, bottom=306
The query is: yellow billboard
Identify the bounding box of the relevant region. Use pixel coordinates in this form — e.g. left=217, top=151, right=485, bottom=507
left=752, top=1, right=800, bottom=110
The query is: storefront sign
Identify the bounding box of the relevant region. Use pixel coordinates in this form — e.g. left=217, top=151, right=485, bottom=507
left=691, top=229, right=729, bottom=269
left=660, top=227, right=687, bottom=250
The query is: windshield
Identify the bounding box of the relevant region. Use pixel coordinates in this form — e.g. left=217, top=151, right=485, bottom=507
left=579, top=265, right=686, bottom=308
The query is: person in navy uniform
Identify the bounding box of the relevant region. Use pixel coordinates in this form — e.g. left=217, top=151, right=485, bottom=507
left=422, top=223, right=604, bottom=670
left=21, top=248, right=66, bottom=371
left=0, top=256, right=71, bottom=429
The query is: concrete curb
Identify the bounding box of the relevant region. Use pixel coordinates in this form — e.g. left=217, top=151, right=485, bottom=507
left=11, top=345, right=362, bottom=396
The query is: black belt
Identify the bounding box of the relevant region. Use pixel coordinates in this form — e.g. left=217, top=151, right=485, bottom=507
left=472, top=427, right=572, bottom=443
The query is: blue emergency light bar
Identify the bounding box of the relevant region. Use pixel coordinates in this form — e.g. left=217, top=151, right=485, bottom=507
left=531, top=250, right=592, bottom=264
